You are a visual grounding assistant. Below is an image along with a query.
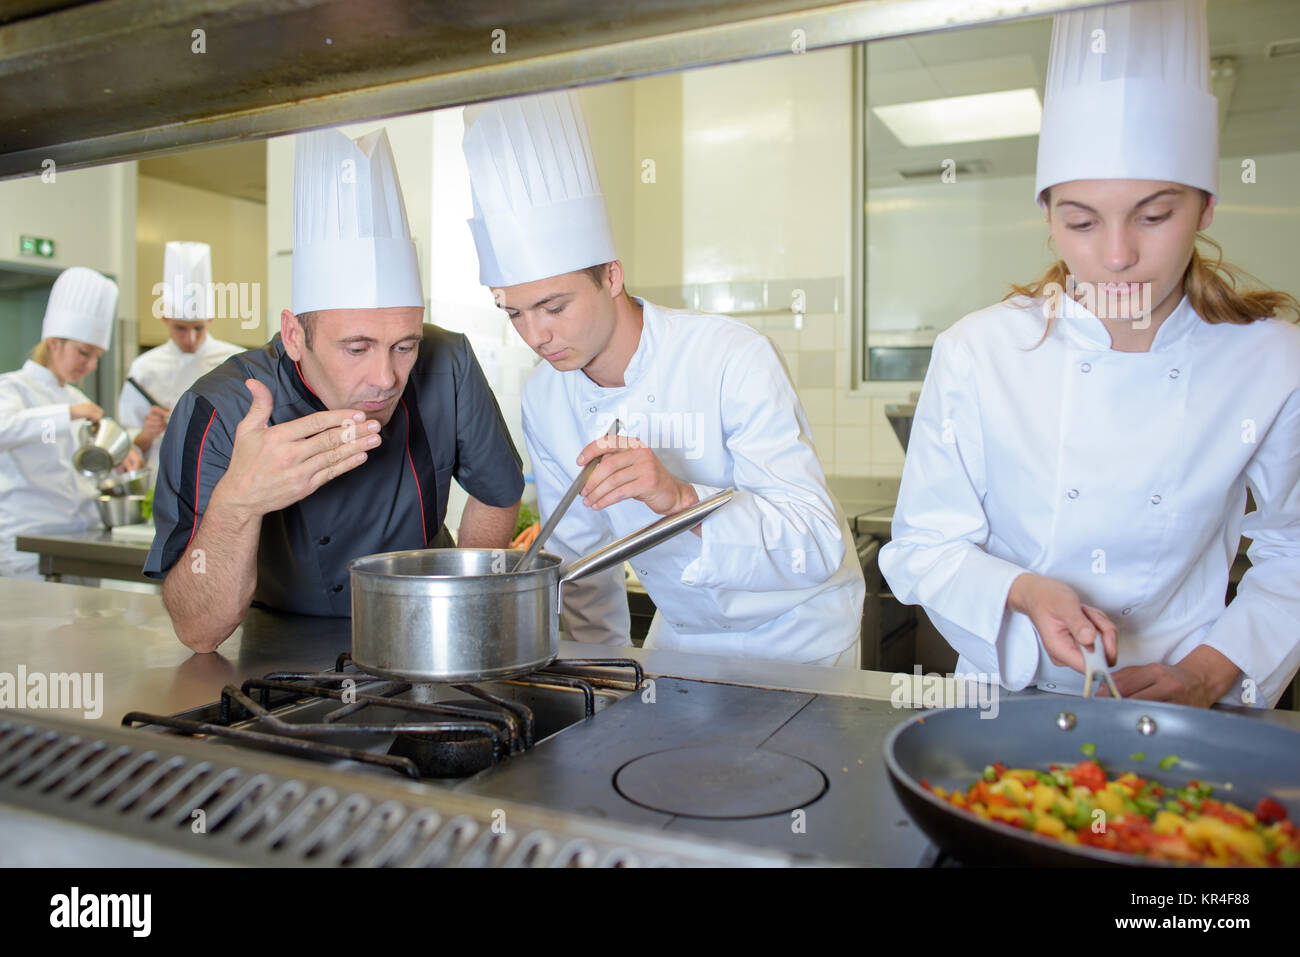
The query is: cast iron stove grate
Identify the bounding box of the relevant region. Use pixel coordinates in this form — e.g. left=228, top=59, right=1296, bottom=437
left=122, top=653, right=643, bottom=781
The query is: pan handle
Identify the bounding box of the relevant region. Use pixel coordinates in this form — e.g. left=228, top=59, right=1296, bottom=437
left=559, top=489, right=735, bottom=586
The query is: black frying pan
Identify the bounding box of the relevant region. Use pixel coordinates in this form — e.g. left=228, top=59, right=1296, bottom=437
left=884, top=697, right=1300, bottom=867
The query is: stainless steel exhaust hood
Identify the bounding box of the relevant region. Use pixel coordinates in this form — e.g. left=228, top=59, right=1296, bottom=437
left=0, top=0, right=1112, bottom=179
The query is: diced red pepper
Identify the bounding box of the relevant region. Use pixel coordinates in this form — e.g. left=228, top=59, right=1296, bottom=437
left=1255, top=796, right=1288, bottom=825
left=1068, top=760, right=1107, bottom=792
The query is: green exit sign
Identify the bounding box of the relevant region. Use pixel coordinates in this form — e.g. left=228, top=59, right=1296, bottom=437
left=19, top=235, right=55, bottom=258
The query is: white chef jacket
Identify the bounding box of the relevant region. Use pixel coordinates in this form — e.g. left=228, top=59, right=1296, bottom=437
left=0, top=360, right=101, bottom=579
left=879, top=293, right=1300, bottom=707
left=522, top=298, right=865, bottom=666
left=117, top=334, right=244, bottom=472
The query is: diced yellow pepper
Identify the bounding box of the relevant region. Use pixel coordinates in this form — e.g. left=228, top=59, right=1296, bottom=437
left=1033, top=785, right=1062, bottom=814
left=1094, top=789, right=1123, bottom=818
left=1153, top=810, right=1185, bottom=835
left=1034, top=815, right=1067, bottom=837
left=1001, top=777, right=1028, bottom=805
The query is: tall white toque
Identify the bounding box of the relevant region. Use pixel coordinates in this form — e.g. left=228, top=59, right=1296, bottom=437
left=161, top=241, right=213, bottom=320
left=41, top=266, right=119, bottom=351
left=292, top=126, right=424, bottom=315
left=1035, top=0, right=1218, bottom=207
left=462, top=90, right=618, bottom=288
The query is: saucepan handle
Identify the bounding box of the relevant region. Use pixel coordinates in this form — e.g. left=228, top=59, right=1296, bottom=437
left=559, top=489, right=735, bottom=586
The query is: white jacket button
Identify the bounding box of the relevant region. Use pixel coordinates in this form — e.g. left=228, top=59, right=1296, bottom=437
left=587, top=405, right=597, bottom=414
left=1122, top=607, right=1132, bottom=615
left=1150, top=494, right=1162, bottom=505
left=1168, top=369, right=1180, bottom=379
left=1067, top=488, right=1079, bottom=499
left=647, top=394, right=655, bottom=403
left=1080, top=362, right=1091, bottom=373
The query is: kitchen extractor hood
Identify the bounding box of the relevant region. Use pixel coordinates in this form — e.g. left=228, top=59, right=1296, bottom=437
left=0, top=0, right=1115, bottom=179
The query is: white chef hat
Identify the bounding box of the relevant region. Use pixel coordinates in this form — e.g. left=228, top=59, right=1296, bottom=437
left=292, top=126, right=424, bottom=315
left=41, top=266, right=118, bottom=351
left=161, top=241, right=213, bottom=320
left=462, top=90, right=618, bottom=288
left=1035, top=0, right=1218, bottom=207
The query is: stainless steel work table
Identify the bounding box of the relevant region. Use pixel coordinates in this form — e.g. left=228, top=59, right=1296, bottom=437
left=15, top=531, right=154, bottom=584
left=2, top=579, right=1297, bottom=868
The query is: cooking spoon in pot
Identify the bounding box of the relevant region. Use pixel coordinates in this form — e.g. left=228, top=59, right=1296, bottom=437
left=514, top=419, right=622, bottom=572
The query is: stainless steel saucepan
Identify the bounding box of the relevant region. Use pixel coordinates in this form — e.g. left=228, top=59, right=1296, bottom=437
left=349, top=489, right=735, bottom=682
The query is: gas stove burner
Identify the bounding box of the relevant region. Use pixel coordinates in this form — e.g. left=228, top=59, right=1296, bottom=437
left=613, top=745, right=828, bottom=819
left=121, top=654, right=644, bottom=783
left=390, top=728, right=498, bottom=778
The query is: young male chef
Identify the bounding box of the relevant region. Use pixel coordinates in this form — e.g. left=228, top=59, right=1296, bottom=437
left=117, top=242, right=243, bottom=473
left=461, top=91, right=865, bottom=667
left=146, top=126, right=524, bottom=652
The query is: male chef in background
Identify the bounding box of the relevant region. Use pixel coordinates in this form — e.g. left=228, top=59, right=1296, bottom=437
left=146, top=126, right=523, bottom=652
left=117, top=241, right=242, bottom=473
left=462, top=91, right=865, bottom=667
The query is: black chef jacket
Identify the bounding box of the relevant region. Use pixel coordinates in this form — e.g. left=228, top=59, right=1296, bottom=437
left=143, top=325, right=524, bottom=615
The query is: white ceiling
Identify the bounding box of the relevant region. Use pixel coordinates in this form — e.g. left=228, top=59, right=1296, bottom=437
left=866, top=0, right=1300, bottom=187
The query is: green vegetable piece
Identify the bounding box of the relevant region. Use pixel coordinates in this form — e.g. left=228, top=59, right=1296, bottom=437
left=1164, top=800, right=1185, bottom=815
left=1158, top=754, right=1180, bottom=771
left=982, top=765, right=997, bottom=782
left=1129, top=752, right=1145, bottom=761
left=1080, top=742, right=1096, bottom=758
left=1280, top=848, right=1300, bottom=867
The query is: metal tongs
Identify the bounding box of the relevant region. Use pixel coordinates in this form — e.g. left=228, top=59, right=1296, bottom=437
left=1079, top=638, right=1121, bottom=699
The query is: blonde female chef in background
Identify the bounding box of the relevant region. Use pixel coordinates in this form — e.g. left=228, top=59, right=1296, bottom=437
left=879, top=0, right=1300, bottom=709
left=0, top=266, right=136, bottom=579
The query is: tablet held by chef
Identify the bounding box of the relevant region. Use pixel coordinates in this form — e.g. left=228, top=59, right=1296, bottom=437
left=145, top=126, right=524, bottom=651
left=117, top=241, right=243, bottom=474
left=880, top=0, right=1300, bottom=707
left=461, top=91, right=865, bottom=667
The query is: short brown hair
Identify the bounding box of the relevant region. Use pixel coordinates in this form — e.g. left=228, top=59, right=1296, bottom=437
left=296, top=310, right=318, bottom=349
left=582, top=264, right=608, bottom=288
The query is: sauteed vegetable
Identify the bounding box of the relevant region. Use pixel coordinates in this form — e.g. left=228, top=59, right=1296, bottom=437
left=921, top=760, right=1299, bottom=867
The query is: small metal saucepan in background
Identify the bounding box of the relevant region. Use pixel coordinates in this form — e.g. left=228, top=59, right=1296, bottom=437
left=72, top=417, right=132, bottom=475
left=349, top=489, right=735, bottom=683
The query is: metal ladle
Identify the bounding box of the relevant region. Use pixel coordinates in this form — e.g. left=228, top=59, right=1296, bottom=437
left=513, top=419, right=622, bottom=572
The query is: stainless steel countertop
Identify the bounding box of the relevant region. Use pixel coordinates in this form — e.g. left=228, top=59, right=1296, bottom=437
left=0, top=579, right=912, bottom=728
left=2, top=579, right=1291, bottom=729
left=16, top=529, right=151, bottom=564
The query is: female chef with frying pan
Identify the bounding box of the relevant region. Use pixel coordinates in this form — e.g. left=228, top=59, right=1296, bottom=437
left=880, top=0, right=1300, bottom=708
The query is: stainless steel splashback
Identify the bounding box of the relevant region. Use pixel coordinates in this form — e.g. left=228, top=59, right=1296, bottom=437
left=0, top=0, right=1114, bottom=179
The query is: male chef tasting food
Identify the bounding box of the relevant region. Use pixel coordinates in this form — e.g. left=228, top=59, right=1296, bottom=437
left=461, top=92, right=865, bottom=667
left=146, top=127, right=523, bottom=651
left=117, top=241, right=242, bottom=474
left=879, top=0, right=1300, bottom=707
left=0, top=267, right=123, bottom=579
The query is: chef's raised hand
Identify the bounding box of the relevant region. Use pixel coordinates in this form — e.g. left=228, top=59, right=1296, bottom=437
left=208, top=378, right=381, bottom=518
left=575, top=434, right=699, bottom=516
left=139, top=404, right=170, bottom=444
left=1007, top=573, right=1118, bottom=674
